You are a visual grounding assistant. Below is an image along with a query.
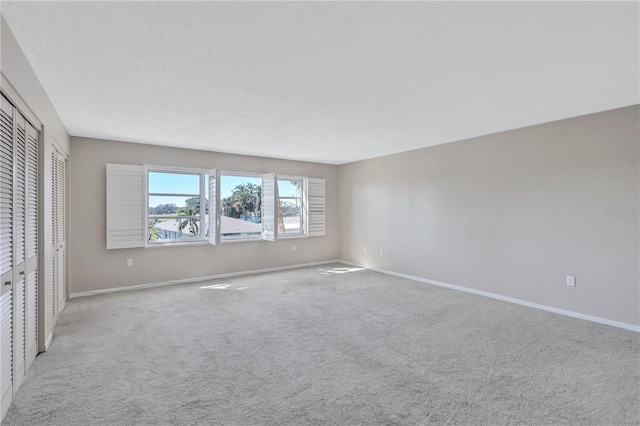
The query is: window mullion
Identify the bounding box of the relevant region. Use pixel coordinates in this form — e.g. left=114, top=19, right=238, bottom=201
left=200, top=173, right=206, bottom=239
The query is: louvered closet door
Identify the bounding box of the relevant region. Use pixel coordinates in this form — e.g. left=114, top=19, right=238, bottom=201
left=12, top=113, right=27, bottom=393
left=24, top=123, right=38, bottom=370
left=0, top=94, right=14, bottom=419
left=0, top=93, right=40, bottom=421
left=51, top=147, right=66, bottom=320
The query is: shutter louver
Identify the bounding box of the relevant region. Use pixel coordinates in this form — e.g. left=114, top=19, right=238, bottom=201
left=307, top=178, right=325, bottom=237
left=261, top=173, right=278, bottom=242
left=106, top=164, right=144, bottom=249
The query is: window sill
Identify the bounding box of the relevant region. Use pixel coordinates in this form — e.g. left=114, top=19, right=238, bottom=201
left=145, top=240, right=210, bottom=248
left=277, top=234, right=307, bottom=240
left=143, top=234, right=308, bottom=248
left=221, top=238, right=262, bottom=244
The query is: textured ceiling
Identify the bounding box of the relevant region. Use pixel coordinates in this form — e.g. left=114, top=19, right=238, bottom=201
left=1, top=1, right=638, bottom=165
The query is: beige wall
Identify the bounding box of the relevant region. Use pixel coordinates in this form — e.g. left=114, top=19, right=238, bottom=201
left=339, top=106, right=639, bottom=326
left=69, top=137, right=339, bottom=293
left=1, top=15, right=71, bottom=349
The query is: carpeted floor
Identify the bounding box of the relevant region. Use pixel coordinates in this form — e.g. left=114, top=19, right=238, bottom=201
left=3, top=264, right=639, bottom=425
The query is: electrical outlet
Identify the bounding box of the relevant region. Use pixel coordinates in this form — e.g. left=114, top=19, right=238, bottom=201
left=566, top=276, right=575, bottom=287
left=127, top=259, right=133, bottom=267
left=379, top=248, right=384, bottom=255
left=363, top=245, right=367, bottom=252
left=292, top=245, right=296, bottom=252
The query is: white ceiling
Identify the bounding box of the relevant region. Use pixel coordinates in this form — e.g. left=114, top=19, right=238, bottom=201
left=2, top=1, right=638, bottom=165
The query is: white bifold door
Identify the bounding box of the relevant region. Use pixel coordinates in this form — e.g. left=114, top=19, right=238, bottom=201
left=0, top=93, right=39, bottom=420
left=51, top=145, right=66, bottom=320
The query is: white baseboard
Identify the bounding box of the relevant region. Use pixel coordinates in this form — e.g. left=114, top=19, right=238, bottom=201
left=70, top=260, right=341, bottom=299
left=338, top=260, right=640, bottom=333
left=44, top=332, right=53, bottom=351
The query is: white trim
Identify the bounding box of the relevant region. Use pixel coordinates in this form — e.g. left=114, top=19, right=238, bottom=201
left=50, top=134, right=69, bottom=158
left=144, top=165, right=210, bottom=175
left=277, top=175, right=306, bottom=238
left=144, top=240, right=210, bottom=248
left=220, top=236, right=262, bottom=244
left=275, top=234, right=307, bottom=240
left=338, top=260, right=640, bottom=333
left=44, top=332, right=53, bottom=351
left=145, top=166, right=209, bottom=246
left=278, top=174, right=306, bottom=181
left=220, top=170, right=264, bottom=178
left=70, top=260, right=340, bottom=299
left=0, top=72, right=42, bottom=129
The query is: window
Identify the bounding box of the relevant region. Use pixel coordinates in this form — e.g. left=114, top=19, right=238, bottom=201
left=219, top=173, right=262, bottom=241
left=147, top=169, right=208, bottom=243
left=106, top=163, right=325, bottom=249
left=277, top=177, right=304, bottom=236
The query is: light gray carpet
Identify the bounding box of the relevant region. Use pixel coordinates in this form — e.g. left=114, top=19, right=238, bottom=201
left=3, top=264, right=639, bottom=425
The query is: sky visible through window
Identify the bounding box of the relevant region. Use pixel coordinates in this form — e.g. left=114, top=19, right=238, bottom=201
left=148, top=172, right=300, bottom=207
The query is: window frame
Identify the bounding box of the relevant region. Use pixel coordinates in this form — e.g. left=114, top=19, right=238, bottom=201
left=218, top=170, right=265, bottom=243
left=144, top=165, right=209, bottom=246
left=277, top=175, right=307, bottom=239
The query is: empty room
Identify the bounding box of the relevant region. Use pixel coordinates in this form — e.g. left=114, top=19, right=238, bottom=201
left=0, top=1, right=638, bottom=425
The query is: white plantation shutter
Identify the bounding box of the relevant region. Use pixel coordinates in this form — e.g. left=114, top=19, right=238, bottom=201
left=106, top=164, right=144, bottom=249
left=261, top=173, right=278, bottom=242
left=307, top=178, right=325, bottom=237
left=208, top=169, right=220, bottom=246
